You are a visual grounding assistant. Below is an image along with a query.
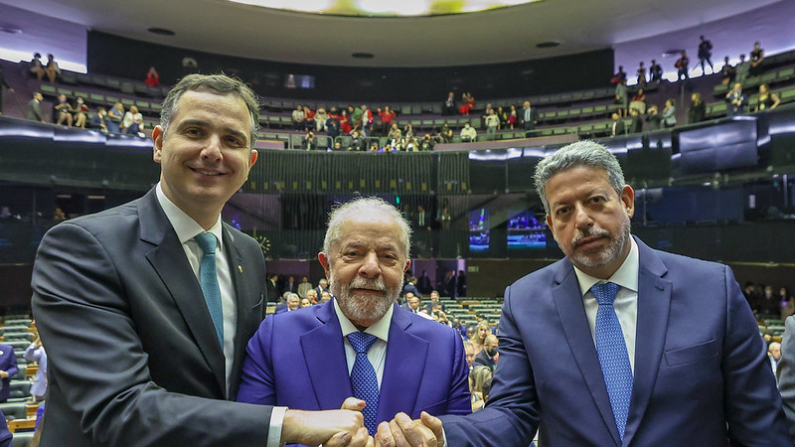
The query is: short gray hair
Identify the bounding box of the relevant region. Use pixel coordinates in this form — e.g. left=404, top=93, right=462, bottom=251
left=323, top=197, right=412, bottom=257
left=534, top=140, right=626, bottom=215
left=160, top=73, right=260, bottom=146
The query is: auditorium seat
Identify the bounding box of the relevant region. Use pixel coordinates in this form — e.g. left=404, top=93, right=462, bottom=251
left=12, top=431, right=35, bottom=446
left=7, top=382, right=31, bottom=402
left=0, top=403, right=27, bottom=420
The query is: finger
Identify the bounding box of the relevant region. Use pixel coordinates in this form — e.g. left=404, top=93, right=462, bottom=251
left=389, top=419, right=410, bottom=447
left=341, top=397, right=367, bottom=411
left=375, top=421, right=393, bottom=447
left=366, top=434, right=375, bottom=447
left=347, top=427, right=371, bottom=447
left=324, top=431, right=353, bottom=447
left=394, top=413, right=424, bottom=447
left=420, top=412, right=443, bottom=447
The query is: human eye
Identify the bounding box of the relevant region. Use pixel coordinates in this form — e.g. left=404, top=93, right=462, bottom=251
left=554, top=206, right=569, bottom=216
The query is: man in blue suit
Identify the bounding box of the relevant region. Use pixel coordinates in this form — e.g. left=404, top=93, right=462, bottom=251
left=238, top=197, right=470, bottom=444
left=378, top=140, right=789, bottom=446
left=0, top=344, right=18, bottom=403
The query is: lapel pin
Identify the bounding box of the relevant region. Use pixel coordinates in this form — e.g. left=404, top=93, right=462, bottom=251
left=238, top=265, right=243, bottom=275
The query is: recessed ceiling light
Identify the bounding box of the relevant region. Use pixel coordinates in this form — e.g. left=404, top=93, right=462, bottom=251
left=536, top=41, right=560, bottom=48
left=147, top=27, right=175, bottom=36
left=352, top=52, right=374, bottom=59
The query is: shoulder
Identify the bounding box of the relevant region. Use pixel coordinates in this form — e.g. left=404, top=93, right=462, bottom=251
left=46, top=199, right=142, bottom=242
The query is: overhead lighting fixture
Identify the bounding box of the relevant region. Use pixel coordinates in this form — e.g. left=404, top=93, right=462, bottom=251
left=226, top=0, right=541, bottom=16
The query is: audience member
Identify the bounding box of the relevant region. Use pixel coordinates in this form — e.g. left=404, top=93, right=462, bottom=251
left=326, top=113, right=340, bottom=140
left=53, top=94, right=74, bottom=127
left=237, top=196, right=471, bottom=438
left=645, top=104, right=662, bottom=131
left=441, top=123, right=454, bottom=143
left=107, top=102, right=124, bottom=133
left=25, top=92, right=46, bottom=123
left=689, top=92, right=706, bottom=124
left=379, top=140, right=791, bottom=447
left=750, top=41, right=765, bottom=76
left=611, top=65, right=626, bottom=84
left=471, top=321, right=490, bottom=355
left=24, top=334, right=48, bottom=402
left=615, top=79, right=627, bottom=117
left=735, top=54, right=750, bottom=85
left=629, top=88, right=646, bottom=114
left=303, top=130, right=317, bottom=150
left=769, top=342, right=781, bottom=378
left=332, top=141, right=344, bottom=151
left=297, top=276, right=313, bottom=299
left=675, top=50, right=690, bottom=82
left=484, top=109, right=499, bottom=140
left=507, top=105, right=518, bottom=129
left=74, top=97, right=89, bottom=128
left=420, top=134, right=434, bottom=151
left=377, top=106, right=395, bottom=135
left=315, top=107, right=329, bottom=132
left=610, top=112, right=626, bottom=137
left=474, top=334, right=498, bottom=373
left=44, top=53, right=61, bottom=83
left=122, top=105, right=143, bottom=133
left=468, top=366, right=492, bottom=412
left=350, top=130, right=365, bottom=151
left=698, top=35, right=714, bottom=75
left=757, top=84, right=781, bottom=111
left=300, top=298, right=313, bottom=309
left=88, top=107, right=108, bottom=132
left=726, top=82, right=748, bottom=117
left=359, top=104, right=372, bottom=137
left=145, top=67, right=161, bottom=87
left=0, top=65, right=12, bottom=115
left=520, top=100, right=537, bottom=132
left=31, top=73, right=364, bottom=446
left=460, top=122, right=477, bottom=142
left=459, top=92, right=475, bottom=116
left=662, top=98, right=677, bottom=128
left=495, top=106, right=508, bottom=130
left=304, top=106, right=316, bottom=132
left=628, top=108, right=643, bottom=134
left=720, top=56, right=736, bottom=85
left=463, top=341, right=475, bottom=370
left=403, top=123, right=415, bottom=139
left=443, top=91, right=456, bottom=116
left=636, top=62, right=647, bottom=86
left=0, top=342, right=17, bottom=403
left=649, top=59, right=663, bottom=83
left=339, top=109, right=352, bottom=134
left=30, top=52, right=45, bottom=80
left=292, top=104, right=306, bottom=130
left=402, top=277, right=421, bottom=298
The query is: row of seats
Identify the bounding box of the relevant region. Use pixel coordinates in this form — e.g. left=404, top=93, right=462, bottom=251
left=705, top=85, right=795, bottom=119
left=712, top=66, right=795, bottom=96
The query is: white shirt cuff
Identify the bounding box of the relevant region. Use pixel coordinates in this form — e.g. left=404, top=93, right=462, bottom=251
left=265, top=406, right=288, bottom=447
left=442, top=428, right=448, bottom=447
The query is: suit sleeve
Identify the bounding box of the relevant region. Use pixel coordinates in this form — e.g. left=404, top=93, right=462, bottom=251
left=4, top=352, right=17, bottom=380
left=237, top=316, right=277, bottom=405
left=32, top=222, right=272, bottom=447
left=439, top=284, right=539, bottom=446
left=776, top=316, right=795, bottom=439
left=720, top=266, right=791, bottom=445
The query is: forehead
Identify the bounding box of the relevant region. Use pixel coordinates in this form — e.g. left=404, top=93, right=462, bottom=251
left=545, top=166, right=612, bottom=201
left=172, top=90, right=250, bottom=130
left=334, top=212, right=405, bottom=251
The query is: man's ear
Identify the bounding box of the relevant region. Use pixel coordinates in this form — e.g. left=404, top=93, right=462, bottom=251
left=318, top=252, right=331, bottom=280
left=621, top=185, right=635, bottom=218
left=152, top=126, right=164, bottom=163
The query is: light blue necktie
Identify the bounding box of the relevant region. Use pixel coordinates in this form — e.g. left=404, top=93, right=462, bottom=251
left=592, top=282, right=633, bottom=441
left=347, top=332, right=380, bottom=436
left=195, top=232, right=224, bottom=348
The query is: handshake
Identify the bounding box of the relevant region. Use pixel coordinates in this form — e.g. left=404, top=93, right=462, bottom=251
left=283, top=397, right=444, bottom=447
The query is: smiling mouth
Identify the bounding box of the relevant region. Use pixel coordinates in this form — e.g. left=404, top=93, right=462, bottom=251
left=191, top=167, right=223, bottom=176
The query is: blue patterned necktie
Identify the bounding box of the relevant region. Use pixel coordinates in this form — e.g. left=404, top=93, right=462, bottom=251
left=347, top=332, right=380, bottom=435
left=195, top=232, right=224, bottom=348
left=591, top=282, right=633, bottom=441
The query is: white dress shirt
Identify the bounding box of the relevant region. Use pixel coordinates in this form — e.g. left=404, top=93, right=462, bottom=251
left=334, top=299, right=393, bottom=388
left=155, top=183, right=237, bottom=391
left=572, top=237, right=640, bottom=373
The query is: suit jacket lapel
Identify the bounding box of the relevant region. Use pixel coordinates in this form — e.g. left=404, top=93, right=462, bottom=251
left=552, top=260, right=621, bottom=446
left=622, top=238, right=671, bottom=446
left=300, top=301, right=352, bottom=410
left=377, top=306, right=428, bottom=423
left=139, top=190, right=227, bottom=397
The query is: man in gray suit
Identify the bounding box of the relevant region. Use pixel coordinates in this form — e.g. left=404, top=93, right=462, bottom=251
left=31, top=74, right=368, bottom=447
left=25, top=92, right=45, bottom=123
left=777, top=319, right=795, bottom=438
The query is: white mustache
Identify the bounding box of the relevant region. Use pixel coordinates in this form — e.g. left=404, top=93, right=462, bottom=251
left=571, top=227, right=610, bottom=246
left=348, top=277, right=386, bottom=291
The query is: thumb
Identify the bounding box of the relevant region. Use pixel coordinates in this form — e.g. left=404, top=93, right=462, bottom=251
left=420, top=412, right=444, bottom=447
left=341, top=396, right=367, bottom=411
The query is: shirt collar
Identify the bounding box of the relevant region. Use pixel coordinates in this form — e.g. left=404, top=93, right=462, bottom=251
left=155, top=182, right=224, bottom=249
left=573, top=236, right=639, bottom=296
left=333, top=298, right=393, bottom=342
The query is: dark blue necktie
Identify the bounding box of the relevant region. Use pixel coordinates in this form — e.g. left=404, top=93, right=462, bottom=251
left=592, top=282, right=633, bottom=441
left=347, top=332, right=380, bottom=435
left=195, top=232, right=224, bottom=348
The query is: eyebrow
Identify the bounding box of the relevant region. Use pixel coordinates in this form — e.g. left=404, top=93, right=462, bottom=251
left=177, top=119, right=249, bottom=144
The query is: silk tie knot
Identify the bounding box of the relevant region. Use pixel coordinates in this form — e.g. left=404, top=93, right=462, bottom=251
left=347, top=332, right=378, bottom=354
left=591, top=281, right=620, bottom=306
left=195, top=232, right=217, bottom=255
